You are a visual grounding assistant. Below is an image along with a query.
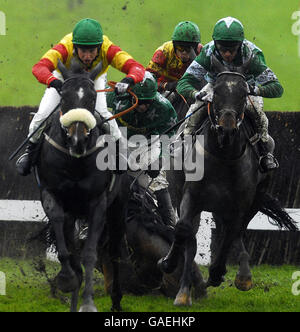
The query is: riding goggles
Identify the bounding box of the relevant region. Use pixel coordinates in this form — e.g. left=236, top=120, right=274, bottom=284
left=175, top=45, right=192, bottom=53
left=215, top=41, right=241, bottom=54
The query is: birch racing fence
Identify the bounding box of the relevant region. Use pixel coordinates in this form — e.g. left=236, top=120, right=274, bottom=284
left=0, top=107, right=300, bottom=264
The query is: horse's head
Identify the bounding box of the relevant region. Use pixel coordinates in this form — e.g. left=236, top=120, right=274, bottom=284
left=209, top=54, right=251, bottom=148
left=57, top=60, right=102, bottom=157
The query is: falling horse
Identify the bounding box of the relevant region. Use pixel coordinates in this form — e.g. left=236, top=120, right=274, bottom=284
left=96, top=179, right=207, bottom=299
left=36, top=60, right=131, bottom=312
left=159, top=55, right=298, bottom=306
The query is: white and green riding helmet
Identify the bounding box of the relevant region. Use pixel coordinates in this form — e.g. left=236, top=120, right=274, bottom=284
left=212, top=17, right=244, bottom=42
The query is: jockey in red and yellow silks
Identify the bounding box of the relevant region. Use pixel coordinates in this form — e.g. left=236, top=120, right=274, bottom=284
left=32, top=33, right=145, bottom=87
left=146, top=21, right=202, bottom=93
left=16, top=18, right=145, bottom=176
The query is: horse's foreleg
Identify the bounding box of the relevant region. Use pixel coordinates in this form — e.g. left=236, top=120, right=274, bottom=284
left=79, top=196, right=107, bottom=313
left=42, top=190, right=78, bottom=293
left=160, top=191, right=199, bottom=306
left=234, top=237, right=252, bottom=291
left=158, top=191, right=199, bottom=275
left=232, top=210, right=258, bottom=291
left=174, top=209, right=201, bottom=306
left=174, top=235, right=197, bottom=306
left=207, top=220, right=242, bottom=288
left=232, top=205, right=260, bottom=291
left=65, top=223, right=83, bottom=312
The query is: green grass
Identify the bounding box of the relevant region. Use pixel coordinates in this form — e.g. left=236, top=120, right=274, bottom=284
left=0, top=257, right=299, bottom=312
left=0, top=0, right=299, bottom=110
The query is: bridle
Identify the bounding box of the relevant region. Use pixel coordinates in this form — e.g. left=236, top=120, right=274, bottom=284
left=208, top=71, right=247, bottom=131
left=59, top=75, right=97, bottom=133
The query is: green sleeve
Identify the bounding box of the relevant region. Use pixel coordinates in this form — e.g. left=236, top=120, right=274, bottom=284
left=177, top=72, right=204, bottom=100
left=177, top=50, right=210, bottom=100
left=249, top=48, right=284, bottom=98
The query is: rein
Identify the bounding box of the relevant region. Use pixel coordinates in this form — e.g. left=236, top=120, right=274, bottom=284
left=96, top=81, right=138, bottom=122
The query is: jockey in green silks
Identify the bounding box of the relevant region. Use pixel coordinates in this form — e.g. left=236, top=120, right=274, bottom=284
left=178, top=16, right=283, bottom=173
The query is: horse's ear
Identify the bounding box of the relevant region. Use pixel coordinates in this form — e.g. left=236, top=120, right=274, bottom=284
left=211, top=53, right=226, bottom=73
left=238, top=54, right=254, bottom=74
left=57, top=59, right=70, bottom=79
left=89, top=61, right=103, bottom=81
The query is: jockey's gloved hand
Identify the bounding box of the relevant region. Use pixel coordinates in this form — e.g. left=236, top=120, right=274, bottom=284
left=164, top=81, right=178, bottom=92
left=247, top=83, right=260, bottom=96
left=194, top=91, right=207, bottom=101
left=115, top=77, right=134, bottom=95
left=49, top=79, right=63, bottom=94
left=146, top=169, right=160, bottom=179
left=194, top=83, right=214, bottom=102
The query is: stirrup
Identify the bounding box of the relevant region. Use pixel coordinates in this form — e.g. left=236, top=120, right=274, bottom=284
left=16, top=153, right=32, bottom=176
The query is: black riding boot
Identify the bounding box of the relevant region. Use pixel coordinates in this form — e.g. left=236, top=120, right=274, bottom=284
left=155, top=188, right=176, bottom=227
left=16, top=141, right=40, bottom=176
left=258, top=141, right=279, bottom=173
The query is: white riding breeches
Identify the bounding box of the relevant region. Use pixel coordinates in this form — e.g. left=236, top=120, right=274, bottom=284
left=29, top=71, right=121, bottom=143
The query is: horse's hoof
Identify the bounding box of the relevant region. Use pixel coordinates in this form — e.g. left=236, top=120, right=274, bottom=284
left=174, top=292, right=192, bottom=306
left=234, top=275, right=253, bottom=291
left=56, top=272, right=79, bottom=293
left=79, top=305, right=98, bottom=312
left=111, top=304, right=122, bottom=312
left=157, top=257, right=176, bottom=274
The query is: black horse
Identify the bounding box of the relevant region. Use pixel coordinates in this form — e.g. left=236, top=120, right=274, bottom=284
left=36, top=60, right=130, bottom=312
left=96, top=180, right=207, bottom=299
left=159, top=56, right=298, bottom=306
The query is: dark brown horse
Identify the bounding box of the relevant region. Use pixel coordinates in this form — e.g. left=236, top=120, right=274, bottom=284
left=159, top=58, right=297, bottom=306
left=36, top=61, right=130, bottom=312
left=96, top=180, right=207, bottom=299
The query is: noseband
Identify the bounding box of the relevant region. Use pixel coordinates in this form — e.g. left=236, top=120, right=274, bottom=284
left=49, top=76, right=100, bottom=158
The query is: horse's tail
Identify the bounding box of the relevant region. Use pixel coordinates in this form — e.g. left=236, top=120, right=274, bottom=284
left=258, top=192, right=298, bottom=231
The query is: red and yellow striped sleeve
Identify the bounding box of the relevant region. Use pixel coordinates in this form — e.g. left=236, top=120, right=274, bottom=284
left=32, top=33, right=73, bottom=85
left=102, top=35, right=145, bottom=83
left=146, top=42, right=173, bottom=88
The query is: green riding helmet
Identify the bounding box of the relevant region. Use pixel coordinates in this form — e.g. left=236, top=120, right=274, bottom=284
left=172, top=21, right=201, bottom=43
left=132, top=74, right=158, bottom=100
left=212, top=17, right=244, bottom=42
left=72, top=18, right=103, bottom=46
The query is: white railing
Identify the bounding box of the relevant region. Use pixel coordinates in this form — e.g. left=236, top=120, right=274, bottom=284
left=0, top=200, right=299, bottom=265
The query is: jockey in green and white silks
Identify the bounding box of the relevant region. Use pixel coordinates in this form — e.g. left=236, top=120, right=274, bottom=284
left=107, top=72, right=178, bottom=225
left=177, top=16, right=283, bottom=172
